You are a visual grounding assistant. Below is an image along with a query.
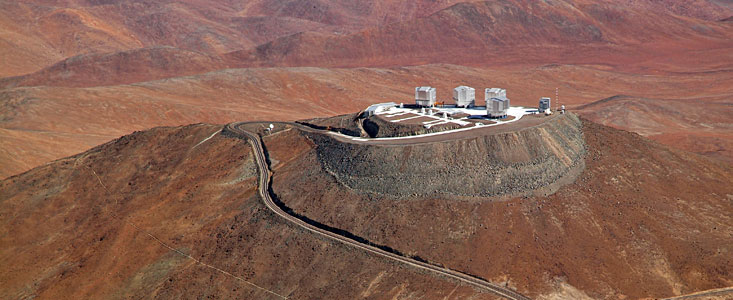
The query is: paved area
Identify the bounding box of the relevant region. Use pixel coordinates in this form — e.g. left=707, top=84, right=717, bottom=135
left=344, top=113, right=562, bottom=145
left=373, top=105, right=535, bottom=129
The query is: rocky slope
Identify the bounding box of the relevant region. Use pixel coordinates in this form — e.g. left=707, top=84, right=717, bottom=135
left=0, top=123, right=498, bottom=299
left=266, top=117, right=733, bottom=299
left=2, top=114, right=731, bottom=299
left=0, top=0, right=463, bottom=77
left=576, top=95, right=733, bottom=164
left=0, top=47, right=225, bottom=88
left=2, top=0, right=732, bottom=186
left=305, top=113, right=585, bottom=199
left=226, top=0, right=733, bottom=68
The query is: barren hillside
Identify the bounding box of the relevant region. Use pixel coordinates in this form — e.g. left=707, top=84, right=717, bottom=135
left=226, top=0, right=733, bottom=69
left=0, top=124, right=499, bottom=299
left=264, top=116, right=733, bottom=299
left=0, top=0, right=463, bottom=77
left=2, top=116, right=730, bottom=299
left=3, top=64, right=731, bottom=179
left=0, top=47, right=225, bottom=88
left=3, top=0, right=731, bottom=85
left=576, top=95, right=733, bottom=163
left=1, top=0, right=732, bottom=299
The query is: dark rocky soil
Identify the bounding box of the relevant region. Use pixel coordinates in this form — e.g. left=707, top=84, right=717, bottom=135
left=303, top=113, right=586, bottom=199
left=362, top=115, right=465, bottom=138
left=297, top=112, right=364, bottom=137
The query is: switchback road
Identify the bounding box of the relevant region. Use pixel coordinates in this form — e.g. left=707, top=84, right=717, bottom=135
left=226, top=121, right=531, bottom=300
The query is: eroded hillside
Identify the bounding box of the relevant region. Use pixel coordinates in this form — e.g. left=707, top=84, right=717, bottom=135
left=226, top=0, right=733, bottom=69
left=0, top=123, right=500, bottom=299
left=2, top=113, right=731, bottom=299
left=265, top=116, right=733, bottom=299
left=304, top=113, right=585, bottom=199
left=0, top=0, right=464, bottom=77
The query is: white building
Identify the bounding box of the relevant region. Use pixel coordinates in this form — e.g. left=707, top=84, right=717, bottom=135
left=539, top=97, right=551, bottom=112
left=415, top=86, right=436, bottom=107
left=453, top=86, right=475, bottom=108
left=485, top=88, right=506, bottom=99
left=487, top=96, right=510, bottom=118
left=364, top=102, right=397, bottom=117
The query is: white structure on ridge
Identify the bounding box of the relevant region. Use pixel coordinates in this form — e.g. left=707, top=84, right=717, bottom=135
left=539, top=97, right=551, bottom=113
left=485, top=88, right=506, bottom=99
left=486, top=88, right=510, bottom=118
left=415, top=86, right=436, bottom=107
left=453, top=86, right=475, bottom=108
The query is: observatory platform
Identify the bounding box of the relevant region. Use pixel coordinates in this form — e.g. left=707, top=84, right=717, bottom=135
left=367, top=104, right=533, bottom=130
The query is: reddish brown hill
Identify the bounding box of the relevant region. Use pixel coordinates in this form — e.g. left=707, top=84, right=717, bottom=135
left=0, top=123, right=497, bottom=299
left=2, top=115, right=730, bottom=299
left=576, top=95, right=733, bottom=163
left=226, top=0, right=733, bottom=68
left=0, top=47, right=224, bottom=88
left=241, top=0, right=465, bottom=30
left=3, top=0, right=731, bottom=85
left=0, top=0, right=463, bottom=77
left=615, top=0, right=733, bottom=21
left=264, top=117, right=733, bottom=299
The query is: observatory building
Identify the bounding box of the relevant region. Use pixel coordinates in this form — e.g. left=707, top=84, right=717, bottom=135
left=415, top=86, right=436, bottom=107
left=487, top=97, right=510, bottom=118
left=486, top=88, right=507, bottom=99
left=486, top=88, right=510, bottom=118
left=539, top=97, right=551, bottom=113
left=453, top=86, right=475, bottom=108
left=360, top=85, right=537, bottom=133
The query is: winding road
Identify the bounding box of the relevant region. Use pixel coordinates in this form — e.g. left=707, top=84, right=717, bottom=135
left=226, top=121, right=532, bottom=300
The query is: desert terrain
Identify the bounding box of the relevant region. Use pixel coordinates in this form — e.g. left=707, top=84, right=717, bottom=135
left=2, top=112, right=731, bottom=299
left=1, top=1, right=732, bottom=178
left=1, top=0, right=732, bottom=299
left=2, top=63, right=732, bottom=178
left=0, top=124, right=506, bottom=299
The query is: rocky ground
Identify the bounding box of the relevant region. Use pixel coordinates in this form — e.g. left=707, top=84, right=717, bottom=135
left=302, top=113, right=585, bottom=199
